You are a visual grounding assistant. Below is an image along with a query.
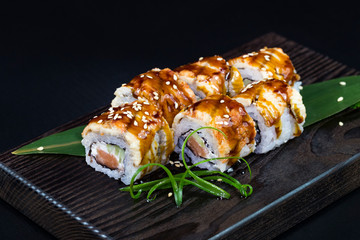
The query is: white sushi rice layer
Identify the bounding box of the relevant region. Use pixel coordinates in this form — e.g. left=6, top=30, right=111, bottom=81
left=82, top=131, right=166, bottom=185
left=82, top=132, right=137, bottom=184
left=111, top=86, right=137, bottom=108
left=246, top=105, right=298, bottom=154
left=173, top=117, right=221, bottom=170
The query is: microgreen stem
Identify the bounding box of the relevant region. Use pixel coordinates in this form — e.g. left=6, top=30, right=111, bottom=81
left=121, top=127, right=254, bottom=207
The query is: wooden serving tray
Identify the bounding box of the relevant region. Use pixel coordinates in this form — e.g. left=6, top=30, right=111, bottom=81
left=1, top=33, right=360, bottom=239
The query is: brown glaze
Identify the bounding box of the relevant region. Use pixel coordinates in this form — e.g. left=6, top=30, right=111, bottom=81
left=274, top=121, right=282, bottom=138
left=84, top=99, right=173, bottom=169
left=228, top=47, right=300, bottom=85
left=175, top=56, right=229, bottom=97
left=293, top=122, right=302, bottom=137
left=227, top=66, right=244, bottom=96
left=184, top=95, right=256, bottom=166
left=125, top=68, right=197, bottom=125
left=235, top=80, right=303, bottom=127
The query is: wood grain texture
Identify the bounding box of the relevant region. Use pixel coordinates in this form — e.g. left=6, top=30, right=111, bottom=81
left=1, top=32, right=360, bottom=240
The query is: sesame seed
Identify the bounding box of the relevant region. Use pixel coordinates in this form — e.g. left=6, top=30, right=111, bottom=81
left=217, top=178, right=223, bottom=182
left=173, top=84, right=177, bottom=89
left=152, top=68, right=161, bottom=72
left=109, top=107, right=114, bottom=112
left=154, top=96, right=159, bottom=100
left=140, top=74, right=144, bottom=78
left=337, top=96, right=344, bottom=102
left=144, top=111, right=149, bottom=115
left=173, top=75, right=178, bottom=80
left=261, top=67, right=267, bottom=71
left=174, top=101, right=179, bottom=109
left=224, top=121, right=229, bottom=126
left=294, top=69, right=297, bottom=74
left=142, top=116, right=148, bottom=123
left=124, top=111, right=133, bottom=119
left=153, top=92, right=159, bottom=95
left=242, top=54, right=249, bottom=58
left=298, top=86, right=303, bottom=90
left=339, top=81, right=346, bottom=86
left=97, top=120, right=103, bottom=124
left=199, top=57, right=204, bottom=61
left=169, top=160, right=174, bottom=165
left=220, top=100, right=225, bottom=103
left=134, top=120, right=138, bottom=126
left=227, top=168, right=233, bottom=173
left=264, top=55, right=270, bottom=61
left=121, top=107, right=125, bottom=111
left=143, top=101, right=150, bottom=105
left=168, top=192, right=173, bottom=197
left=132, top=103, right=142, bottom=111
left=339, top=121, right=344, bottom=126
left=144, top=123, right=148, bottom=129
left=175, top=163, right=181, bottom=168
left=147, top=75, right=153, bottom=79
left=166, top=81, right=170, bottom=85
left=217, top=57, right=223, bottom=61
left=37, top=146, right=44, bottom=151
left=93, top=115, right=98, bottom=118
left=223, top=114, right=230, bottom=118
left=216, top=121, right=224, bottom=125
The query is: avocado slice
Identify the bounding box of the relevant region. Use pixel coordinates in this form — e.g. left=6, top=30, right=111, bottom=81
left=190, top=132, right=206, bottom=148
left=106, top=144, right=125, bottom=163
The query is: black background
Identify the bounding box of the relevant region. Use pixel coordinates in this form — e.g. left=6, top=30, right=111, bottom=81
left=1, top=1, right=360, bottom=239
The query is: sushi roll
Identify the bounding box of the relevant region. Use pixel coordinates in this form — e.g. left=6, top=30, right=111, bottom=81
left=172, top=95, right=256, bottom=172
left=174, top=56, right=229, bottom=99
left=233, top=79, right=306, bottom=154
left=228, top=47, right=301, bottom=96
left=81, top=99, right=174, bottom=184
left=111, top=68, right=197, bottom=125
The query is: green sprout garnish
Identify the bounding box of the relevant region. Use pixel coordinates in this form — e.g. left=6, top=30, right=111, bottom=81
left=120, top=127, right=253, bottom=207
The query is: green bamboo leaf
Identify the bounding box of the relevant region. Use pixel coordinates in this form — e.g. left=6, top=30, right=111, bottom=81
left=12, top=125, right=85, bottom=156
left=11, top=75, right=360, bottom=156
left=352, top=101, right=360, bottom=110
left=302, top=75, right=360, bottom=127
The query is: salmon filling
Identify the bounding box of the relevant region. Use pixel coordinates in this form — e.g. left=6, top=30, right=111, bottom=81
left=187, top=133, right=209, bottom=159
left=90, top=142, right=125, bottom=170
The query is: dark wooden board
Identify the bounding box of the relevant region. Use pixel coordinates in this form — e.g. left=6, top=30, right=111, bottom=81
left=1, top=32, right=360, bottom=240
